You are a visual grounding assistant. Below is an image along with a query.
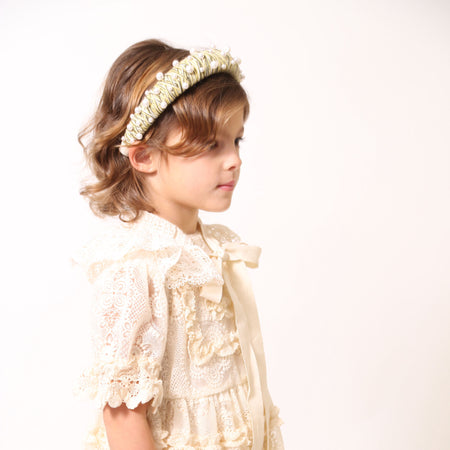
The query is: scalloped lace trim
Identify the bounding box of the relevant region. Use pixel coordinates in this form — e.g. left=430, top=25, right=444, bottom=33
left=74, top=356, right=163, bottom=411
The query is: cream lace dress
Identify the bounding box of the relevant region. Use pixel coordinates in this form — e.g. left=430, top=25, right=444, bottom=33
left=74, top=212, right=284, bottom=449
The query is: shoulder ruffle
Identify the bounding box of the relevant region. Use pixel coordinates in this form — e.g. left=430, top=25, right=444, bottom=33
left=72, top=214, right=244, bottom=287
left=72, top=216, right=181, bottom=282
left=73, top=213, right=251, bottom=298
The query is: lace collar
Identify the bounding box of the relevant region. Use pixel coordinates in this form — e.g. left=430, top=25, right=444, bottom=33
left=73, top=212, right=231, bottom=285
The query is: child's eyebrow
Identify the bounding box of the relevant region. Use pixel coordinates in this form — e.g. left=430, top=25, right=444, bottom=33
left=218, top=127, right=245, bottom=138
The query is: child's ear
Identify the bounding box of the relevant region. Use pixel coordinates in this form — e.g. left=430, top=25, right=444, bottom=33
left=127, top=144, right=160, bottom=174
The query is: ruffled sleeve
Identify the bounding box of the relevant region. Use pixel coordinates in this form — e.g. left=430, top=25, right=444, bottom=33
left=75, top=258, right=167, bottom=413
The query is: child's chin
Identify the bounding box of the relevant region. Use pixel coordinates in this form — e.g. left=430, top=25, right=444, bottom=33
left=204, top=203, right=232, bottom=213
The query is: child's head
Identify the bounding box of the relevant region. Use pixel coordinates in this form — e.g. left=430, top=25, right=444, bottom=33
left=79, top=39, right=249, bottom=222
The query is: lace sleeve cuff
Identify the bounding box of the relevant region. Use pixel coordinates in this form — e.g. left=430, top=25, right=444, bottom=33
left=74, top=356, right=163, bottom=412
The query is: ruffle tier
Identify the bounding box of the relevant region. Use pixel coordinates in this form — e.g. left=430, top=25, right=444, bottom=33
left=83, top=382, right=284, bottom=449
left=83, top=383, right=251, bottom=449
left=150, top=382, right=252, bottom=449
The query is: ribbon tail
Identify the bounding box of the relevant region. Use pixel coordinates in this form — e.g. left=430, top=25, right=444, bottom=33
left=223, top=261, right=272, bottom=449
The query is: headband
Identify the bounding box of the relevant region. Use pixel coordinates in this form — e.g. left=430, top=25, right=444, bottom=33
left=119, top=47, right=244, bottom=156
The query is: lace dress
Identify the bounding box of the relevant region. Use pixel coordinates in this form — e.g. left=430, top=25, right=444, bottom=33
left=74, top=212, right=284, bottom=449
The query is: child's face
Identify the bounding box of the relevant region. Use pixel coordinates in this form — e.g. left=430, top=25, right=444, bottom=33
left=148, top=106, right=245, bottom=221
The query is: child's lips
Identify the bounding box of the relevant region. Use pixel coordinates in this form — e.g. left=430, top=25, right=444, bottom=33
left=217, top=180, right=236, bottom=190
left=218, top=186, right=234, bottom=191
left=217, top=180, right=236, bottom=187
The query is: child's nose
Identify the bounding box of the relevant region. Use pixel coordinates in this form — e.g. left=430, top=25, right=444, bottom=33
left=224, top=145, right=242, bottom=170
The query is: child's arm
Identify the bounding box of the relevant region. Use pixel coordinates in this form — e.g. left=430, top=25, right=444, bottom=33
left=103, top=401, right=156, bottom=450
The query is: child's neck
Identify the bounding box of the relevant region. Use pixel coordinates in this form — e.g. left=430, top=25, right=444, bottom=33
left=154, top=209, right=200, bottom=235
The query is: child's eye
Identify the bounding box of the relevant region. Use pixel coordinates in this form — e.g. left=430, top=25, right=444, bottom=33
left=208, top=141, right=218, bottom=151
left=235, top=137, right=244, bottom=147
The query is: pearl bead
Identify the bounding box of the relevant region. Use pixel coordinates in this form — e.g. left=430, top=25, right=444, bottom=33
left=172, top=59, right=179, bottom=67
left=185, top=64, right=193, bottom=74
left=136, top=133, right=143, bottom=140
left=160, top=101, right=167, bottom=109
left=127, top=123, right=133, bottom=131
left=142, top=98, right=149, bottom=107
left=182, top=81, right=189, bottom=90
left=156, top=72, right=164, bottom=81
left=211, top=61, right=218, bottom=69
left=221, top=64, right=226, bottom=69
left=135, top=106, right=141, bottom=113
left=153, top=87, right=160, bottom=95
left=199, top=67, right=204, bottom=73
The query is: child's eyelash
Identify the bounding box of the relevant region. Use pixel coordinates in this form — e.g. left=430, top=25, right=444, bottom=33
left=208, top=137, right=245, bottom=151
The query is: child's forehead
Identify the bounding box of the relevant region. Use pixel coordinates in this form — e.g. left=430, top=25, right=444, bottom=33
left=216, top=109, right=246, bottom=136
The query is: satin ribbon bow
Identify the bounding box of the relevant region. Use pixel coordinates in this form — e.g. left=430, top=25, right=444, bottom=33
left=200, top=241, right=261, bottom=303
left=200, top=237, right=273, bottom=450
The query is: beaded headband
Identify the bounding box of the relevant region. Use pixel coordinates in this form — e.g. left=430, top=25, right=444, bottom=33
left=119, top=46, right=244, bottom=156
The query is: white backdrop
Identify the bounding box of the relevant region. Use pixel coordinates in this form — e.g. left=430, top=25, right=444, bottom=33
left=1, top=0, right=449, bottom=449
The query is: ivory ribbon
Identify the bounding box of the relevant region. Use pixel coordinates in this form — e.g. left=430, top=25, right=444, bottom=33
left=199, top=237, right=274, bottom=450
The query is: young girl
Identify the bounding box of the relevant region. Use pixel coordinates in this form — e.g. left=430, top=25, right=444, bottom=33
left=74, top=39, right=284, bottom=450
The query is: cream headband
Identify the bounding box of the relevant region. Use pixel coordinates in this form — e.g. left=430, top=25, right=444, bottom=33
left=119, top=46, right=244, bottom=156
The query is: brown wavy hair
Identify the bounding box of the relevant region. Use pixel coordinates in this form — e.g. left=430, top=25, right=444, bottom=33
left=79, top=39, right=249, bottom=222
